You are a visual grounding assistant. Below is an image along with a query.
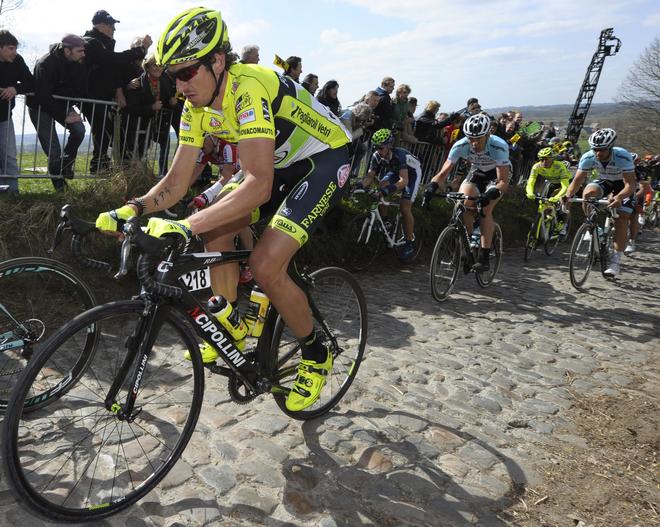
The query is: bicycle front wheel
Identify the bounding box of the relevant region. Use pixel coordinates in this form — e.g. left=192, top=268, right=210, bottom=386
left=0, top=257, right=97, bottom=412
left=271, top=267, right=367, bottom=420
left=544, top=214, right=560, bottom=255
left=429, top=226, right=461, bottom=301
left=569, top=223, right=594, bottom=290
left=2, top=300, right=204, bottom=523
left=476, top=223, right=503, bottom=288
left=344, top=213, right=383, bottom=272
left=523, top=216, right=539, bottom=262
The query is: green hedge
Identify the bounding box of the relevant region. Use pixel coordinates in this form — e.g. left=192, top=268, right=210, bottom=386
left=0, top=173, right=582, bottom=293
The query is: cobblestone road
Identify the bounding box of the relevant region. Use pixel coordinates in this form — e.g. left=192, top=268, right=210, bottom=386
left=1, top=231, right=658, bottom=527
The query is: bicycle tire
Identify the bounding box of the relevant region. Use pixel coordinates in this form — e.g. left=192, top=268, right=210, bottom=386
left=0, top=257, right=97, bottom=412
left=394, top=210, right=424, bottom=264
left=475, top=223, right=502, bottom=288
left=344, top=213, right=383, bottom=272
left=544, top=215, right=560, bottom=255
left=523, top=215, right=540, bottom=262
left=429, top=226, right=461, bottom=301
left=270, top=267, right=367, bottom=420
left=569, top=223, right=594, bottom=290
left=2, top=300, right=204, bottom=523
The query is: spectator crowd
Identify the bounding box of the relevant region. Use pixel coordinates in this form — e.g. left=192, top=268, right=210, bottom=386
left=1, top=10, right=659, bottom=195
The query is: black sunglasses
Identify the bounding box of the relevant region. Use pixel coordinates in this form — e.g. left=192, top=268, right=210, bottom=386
left=167, top=61, right=204, bottom=82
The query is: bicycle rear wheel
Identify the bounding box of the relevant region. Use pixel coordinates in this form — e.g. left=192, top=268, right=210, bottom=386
left=475, top=223, right=503, bottom=287
left=523, top=216, right=539, bottom=262
left=271, top=267, right=367, bottom=420
left=2, top=300, right=204, bottom=522
left=544, top=215, right=560, bottom=255
left=344, top=213, right=383, bottom=272
left=0, top=257, right=97, bottom=412
left=429, top=227, right=461, bottom=301
left=394, top=210, right=423, bottom=263
left=569, top=223, right=594, bottom=290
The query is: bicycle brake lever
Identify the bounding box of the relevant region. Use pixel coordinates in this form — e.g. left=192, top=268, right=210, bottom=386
left=114, top=237, right=133, bottom=280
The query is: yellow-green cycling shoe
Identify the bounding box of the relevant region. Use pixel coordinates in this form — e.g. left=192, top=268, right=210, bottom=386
left=285, top=350, right=333, bottom=412
left=184, top=339, right=245, bottom=363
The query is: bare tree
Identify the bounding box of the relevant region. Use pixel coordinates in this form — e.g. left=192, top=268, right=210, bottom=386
left=617, top=37, right=660, bottom=151
left=0, top=0, right=23, bottom=16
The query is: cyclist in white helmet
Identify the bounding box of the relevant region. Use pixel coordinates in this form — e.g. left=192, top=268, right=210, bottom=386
left=423, top=113, right=510, bottom=271
left=564, top=128, right=636, bottom=277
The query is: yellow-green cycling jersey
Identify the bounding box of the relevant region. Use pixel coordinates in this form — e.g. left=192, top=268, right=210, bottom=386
left=178, top=63, right=351, bottom=168
left=526, top=160, right=571, bottom=200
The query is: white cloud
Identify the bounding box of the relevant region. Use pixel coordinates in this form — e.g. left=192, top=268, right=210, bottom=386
left=320, top=28, right=352, bottom=45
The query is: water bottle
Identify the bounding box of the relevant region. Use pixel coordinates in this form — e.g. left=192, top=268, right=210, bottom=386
left=208, top=296, right=248, bottom=350
left=244, top=286, right=270, bottom=338
left=470, top=225, right=481, bottom=248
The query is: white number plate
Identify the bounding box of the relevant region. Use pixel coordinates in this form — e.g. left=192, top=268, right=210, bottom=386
left=181, top=268, right=211, bottom=292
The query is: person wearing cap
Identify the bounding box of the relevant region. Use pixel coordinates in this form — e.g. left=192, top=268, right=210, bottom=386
left=27, top=34, right=87, bottom=190
left=82, top=10, right=152, bottom=173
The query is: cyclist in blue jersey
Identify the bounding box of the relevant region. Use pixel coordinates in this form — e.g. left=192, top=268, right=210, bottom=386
left=564, top=128, right=635, bottom=277
left=358, top=128, right=422, bottom=261
left=423, top=114, right=509, bottom=271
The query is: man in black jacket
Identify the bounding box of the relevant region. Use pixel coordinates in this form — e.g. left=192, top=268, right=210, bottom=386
left=27, top=34, right=87, bottom=190
left=372, top=76, right=395, bottom=132
left=82, top=10, right=151, bottom=173
left=0, top=30, right=33, bottom=194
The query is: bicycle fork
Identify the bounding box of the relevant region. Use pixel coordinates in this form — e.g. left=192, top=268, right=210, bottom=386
left=104, top=301, right=166, bottom=422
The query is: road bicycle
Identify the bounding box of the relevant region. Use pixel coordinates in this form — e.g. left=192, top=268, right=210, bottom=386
left=0, top=206, right=105, bottom=411
left=344, top=188, right=423, bottom=271
left=429, top=192, right=503, bottom=301
left=2, top=215, right=367, bottom=523
left=523, top=194, right=570, bottom=261
left=644, top=190, right=659, bottom=228
left=568, top=197, right=618, bottom=290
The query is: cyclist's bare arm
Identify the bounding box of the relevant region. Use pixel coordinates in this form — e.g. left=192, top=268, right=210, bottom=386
left=494, top=165, right=509, bottom=192
left=137, top=145, right=200, bottom=213
left=188, top=138, right=275, bottom=235
left=567, top=169, right=589, bottom=197
left=618, top=171, right=636, bottom=200
left=361, top=169, right=377, bottom=188
left=430, top=158, right=455, bottom=185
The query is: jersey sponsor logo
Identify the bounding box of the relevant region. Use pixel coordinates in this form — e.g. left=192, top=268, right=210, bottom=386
left=336, top=163, right=350, bottom=188
left=235, top=93, right=253, bottom=113
left=238, top=108, right=256, bottom=125
left=301, top=182, right=337, bottom=229
left=261, top=98, right=271, bottom=121
left=280, top=207, right=292, bottom=217
left=239, top=126, right=275, bottom=137
left=274, top=149, right=289, bottom=164
left=290, top=104, right=332, bottom=137
left=292, top=181, right=309, bottom=200
left=274, top=218, right=297, bottom=234
left=180, top=121, right=191, bottom=131
left=180, top=136, right=195, bottom=143
left=209, top=117, right=223, bottom=128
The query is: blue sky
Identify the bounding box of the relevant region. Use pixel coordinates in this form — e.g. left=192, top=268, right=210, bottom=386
left=2, top=0, right=659, bottom=113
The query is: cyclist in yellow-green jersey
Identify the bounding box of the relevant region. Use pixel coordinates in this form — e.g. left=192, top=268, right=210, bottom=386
left=526, top=147, right=572, bottom=236
left=95, top=7, right=351, bottom=412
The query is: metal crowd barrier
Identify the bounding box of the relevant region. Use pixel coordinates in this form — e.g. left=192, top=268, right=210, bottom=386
left=1, top=94, right=179, bottom=189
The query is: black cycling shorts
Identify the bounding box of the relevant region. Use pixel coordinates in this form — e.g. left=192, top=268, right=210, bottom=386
left=464, top=169, right=497, bottom=194
left=222, top=146, right=350, bottom=246
left=586, top=179, right=635, bottom=214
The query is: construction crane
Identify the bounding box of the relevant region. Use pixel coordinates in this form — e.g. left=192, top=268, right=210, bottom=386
left=565, top=28, right=621, bottom=149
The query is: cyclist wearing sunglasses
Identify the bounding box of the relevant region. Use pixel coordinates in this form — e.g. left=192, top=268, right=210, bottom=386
left=564, top=128, right=636, bottom=277
left=96, top=7, right=351, bottom=412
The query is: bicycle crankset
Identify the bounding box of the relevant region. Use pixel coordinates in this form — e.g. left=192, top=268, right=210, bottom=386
left=227, top=352, right=259, bottom=404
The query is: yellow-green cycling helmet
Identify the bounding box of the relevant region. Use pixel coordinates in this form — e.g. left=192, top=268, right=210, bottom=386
left=538, top=147, right=555, bottom=160
left=372, top=128, right=394, bottom=147
left=155, top=7, right=229, bottom=66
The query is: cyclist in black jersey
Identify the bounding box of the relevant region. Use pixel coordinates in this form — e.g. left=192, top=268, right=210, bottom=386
left=96, top=7, right=351, bottom=412
left=357, top=128, right=421, bottom=261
